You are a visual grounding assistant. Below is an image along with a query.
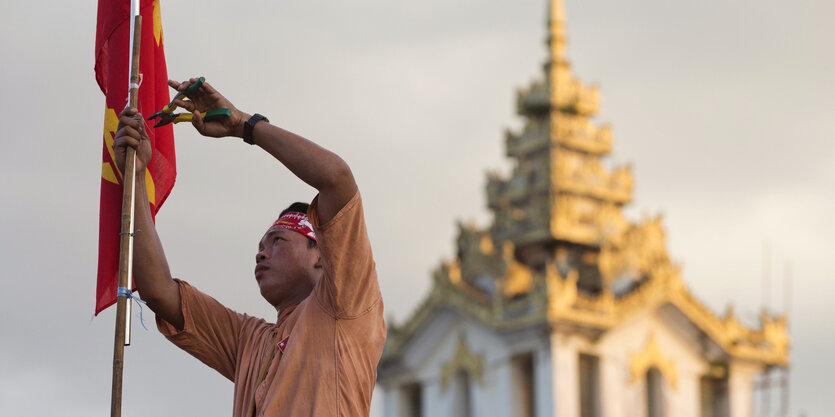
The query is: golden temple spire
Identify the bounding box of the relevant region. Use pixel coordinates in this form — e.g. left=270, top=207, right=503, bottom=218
left=548, top=0, right=567, bottom=62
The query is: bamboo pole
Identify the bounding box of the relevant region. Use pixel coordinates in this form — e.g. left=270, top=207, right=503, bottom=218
left=110, top=13, right=142, bottom=417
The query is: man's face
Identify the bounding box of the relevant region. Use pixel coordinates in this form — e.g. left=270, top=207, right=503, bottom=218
left=255, top=227, right=321, bottom=308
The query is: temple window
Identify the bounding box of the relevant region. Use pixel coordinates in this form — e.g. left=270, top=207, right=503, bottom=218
left=700, top=374, right=729, bottom=417
left=646, top=367, right=666, bottom=417
left=511, top=353, right=536, bottom=417
left=451, top=369, right=473, bottom=417
left=579, top=354, right=601, bottom=417
left=399, top=382, right=422, bottom=417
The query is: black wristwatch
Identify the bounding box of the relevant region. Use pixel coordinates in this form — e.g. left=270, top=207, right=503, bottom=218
left=243, top=113, right=269, bottom=145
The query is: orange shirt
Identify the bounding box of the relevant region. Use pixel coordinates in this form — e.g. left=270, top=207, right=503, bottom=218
left=156, top=191, right=385, bottom=417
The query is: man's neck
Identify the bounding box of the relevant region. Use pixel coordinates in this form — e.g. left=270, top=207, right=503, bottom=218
left=275, top=291, right=310, bottom=319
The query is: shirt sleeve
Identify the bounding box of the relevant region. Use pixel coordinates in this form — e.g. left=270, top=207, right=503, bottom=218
left=307, top=190, right=381, bottom=318
left=156, top=279, right=260, bottom=381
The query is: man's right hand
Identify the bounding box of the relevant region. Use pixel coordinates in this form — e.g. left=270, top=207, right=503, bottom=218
left=114, top=107, right=153, bottom=175
left=168, top=78, right=250, bottom=139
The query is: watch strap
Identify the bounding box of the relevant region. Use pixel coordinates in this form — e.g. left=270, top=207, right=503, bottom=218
left=243, top=113, right=269, bottom=145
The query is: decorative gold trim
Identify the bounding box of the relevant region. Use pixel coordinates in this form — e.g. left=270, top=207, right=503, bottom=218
left=502, top=242, right=534, bottom=297
left=446, top=260, right=490, bottom=303
left=380, top=0, right=789, bottom=376
left=542, top=253, right=789, bottom=367
left=480, top=234, right=496, bottom=255
left=440, top=333, right=484, bottom=391
left=630, top=334, right=678, bottom=389
left=550, top=113, right=612, bottom=155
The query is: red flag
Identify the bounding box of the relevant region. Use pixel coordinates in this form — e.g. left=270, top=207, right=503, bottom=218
left=94, top=0, right=175, bottom=315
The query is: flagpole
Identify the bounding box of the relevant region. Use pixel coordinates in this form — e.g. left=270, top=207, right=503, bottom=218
left=111, top=1, right=142, bottom=415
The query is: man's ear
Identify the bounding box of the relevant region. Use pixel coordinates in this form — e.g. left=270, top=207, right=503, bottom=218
left=313, top=252, right=323, bottom=270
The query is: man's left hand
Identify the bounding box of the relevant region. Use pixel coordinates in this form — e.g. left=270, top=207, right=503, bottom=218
left=168, top=78, right=250, bottom=139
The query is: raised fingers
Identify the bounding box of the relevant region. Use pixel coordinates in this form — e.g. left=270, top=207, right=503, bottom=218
left=172, top=99, right=196, bottom=112
left=175, top=77, right=201, bottom=92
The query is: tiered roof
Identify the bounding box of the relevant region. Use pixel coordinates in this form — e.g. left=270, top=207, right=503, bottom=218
left=381, top=0, right=788, bottom=370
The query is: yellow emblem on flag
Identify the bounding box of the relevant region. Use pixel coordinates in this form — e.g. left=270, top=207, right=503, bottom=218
left=153, top=0, right=162, bottom=47
left=102, top=107, right=121, bottom=184
left=145, top=169, right=156, bottom=205
left=102, top=163, right=119, bottom=185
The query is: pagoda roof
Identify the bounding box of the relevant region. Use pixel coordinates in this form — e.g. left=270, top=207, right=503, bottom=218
left=381, top=256, right=789, bottom=369
left=381, top=0, right=788, bottom=374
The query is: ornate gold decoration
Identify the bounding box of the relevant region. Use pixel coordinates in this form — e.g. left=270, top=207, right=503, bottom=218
left=546, top=263, right=577, bottom=313
left=551, top=113, right=612, bottom=155
left=480, top=234, right=496, bottom=255
left=550, top=147, right=632, bottom=204
left=598, top=216, right=669, bottom=283
left=539, top=242, right=789, bottom=367
left=501, top=242, right=534, bottom=297
left=448, top=260, right=462, bottom=283
left=440, top=333, right=484, bottom=391
left=379, top=0, right=790, bottom=378
left=630, top=334, right=678, bottom=389
left=445, top=260, right=490, bottom=303
left=550, top=194, right=629, bottom=246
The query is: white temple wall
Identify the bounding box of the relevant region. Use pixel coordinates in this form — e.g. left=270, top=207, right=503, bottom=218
left=551, top=331, right=580, bottom=417
left=593, top=308, right=711, bottom=417
left=378, top=304, right=765, bottom=417
left=494, top=359, right=515, bottom=417
left=535, top=346, right=555, bottom=417
left=599, top=348, right=626, bottom=417
left=389, top=311, right=511, bottom=417
left=728, top=359, right=760, bottom=417
left=423, top=380, right=447, bottom=417
left=379, top=309, right=554, bottom=417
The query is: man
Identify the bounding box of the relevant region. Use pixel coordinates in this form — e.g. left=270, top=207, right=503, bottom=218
left=113, top=78, right=385, bottom=417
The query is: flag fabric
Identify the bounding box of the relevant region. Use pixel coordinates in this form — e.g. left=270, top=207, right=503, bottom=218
left=94, top=0, right=175, bottom=315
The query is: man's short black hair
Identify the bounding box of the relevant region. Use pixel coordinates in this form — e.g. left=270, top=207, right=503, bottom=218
left=281, top=202, right=317, bottom=248
left=281, top=202, right=310, bottom=217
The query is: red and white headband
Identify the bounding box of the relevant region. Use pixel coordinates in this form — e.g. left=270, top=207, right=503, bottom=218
left=268, top=212, right=317, bottom=242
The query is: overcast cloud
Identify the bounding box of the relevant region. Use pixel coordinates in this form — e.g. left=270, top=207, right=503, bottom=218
left=1, top=1, right=833, bottom=416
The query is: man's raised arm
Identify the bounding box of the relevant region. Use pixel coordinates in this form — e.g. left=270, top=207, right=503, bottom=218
left=169, top=78, right=357, bottom=224
left=113, top=108, right=184, bottom=329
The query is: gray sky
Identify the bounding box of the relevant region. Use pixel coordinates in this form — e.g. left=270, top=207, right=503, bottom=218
left=1, top=0, right=833, bottom=416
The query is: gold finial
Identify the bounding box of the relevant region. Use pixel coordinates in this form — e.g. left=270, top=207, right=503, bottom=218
left=550, top=0, right=566, bottom=25
left=548, top=0, right=567, bottom=62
